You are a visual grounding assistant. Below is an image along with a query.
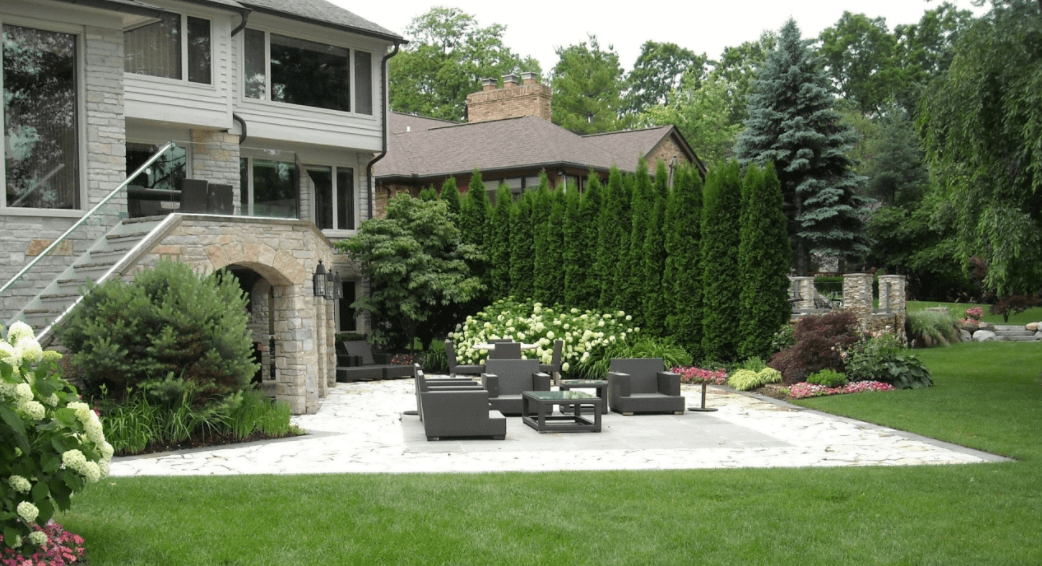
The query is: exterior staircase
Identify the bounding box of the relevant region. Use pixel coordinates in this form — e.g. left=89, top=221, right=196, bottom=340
left=992, top=325, right=1041, bottom=342
left=7, top=216, right=170, bottom=343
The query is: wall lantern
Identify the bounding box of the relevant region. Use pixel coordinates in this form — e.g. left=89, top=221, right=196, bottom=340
left=332, top=271, right=343, bottom=300
left=324, top=266, right=335, bottom=300
left=313, top=260, right=327, bottom=298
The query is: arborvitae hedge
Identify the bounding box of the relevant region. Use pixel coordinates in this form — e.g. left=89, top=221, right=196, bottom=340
left=665, top=165, right=705, bottom=360
left=546, top=188, right=566, bottom=306
left=563, top=183, right=583, bottom=307
left=440, top=177, right=461, bottom=219
left=509, top=191, right=535, bottom=299
left=459, top=169, right=491, bottom=297
left=623, top=158, right=652, bottom=322
left=701, top=160, right=743, bottom=362
left=610, top=174, right=634, bottom=312
left=642, top=160, right=670, bottom=335
left=532, top=173, right=553, bottom=303
left=738, top=162, right=792, bottom=359
left=490, top=182, right=514, bottom=299
left=576, top=173, right=603, bottom=310
left=418, top=186, right=437, bottom=201
left=596, top=167, right=627, bottom=311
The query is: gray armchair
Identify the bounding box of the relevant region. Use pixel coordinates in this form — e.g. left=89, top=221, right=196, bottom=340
left=539, top=339, right=564, bottom=377
left=414, top=368, right=482, bottom=422
left=607, top=358, right=685, bottom=415
left=488, top=341, right=522, bottom=359
left=418, top=369, right=505, bottom=441
left=445, top=340, right=484, bottom=377
left=482, top=359, right=551, bottom=415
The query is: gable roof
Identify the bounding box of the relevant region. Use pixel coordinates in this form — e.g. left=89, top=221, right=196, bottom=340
left=376, top=113, right=703, bottom=182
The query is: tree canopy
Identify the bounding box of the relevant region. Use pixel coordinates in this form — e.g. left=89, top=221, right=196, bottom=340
left=550, top=35, right=624, bottom=134
left=623, top=41, right=707, bottom=117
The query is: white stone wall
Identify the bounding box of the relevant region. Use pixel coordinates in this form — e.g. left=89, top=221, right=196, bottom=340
left=191, top=130, right=241, bottom=213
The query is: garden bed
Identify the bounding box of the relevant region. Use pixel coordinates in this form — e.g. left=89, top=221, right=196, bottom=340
left=117, top=427, right=305, bottom=457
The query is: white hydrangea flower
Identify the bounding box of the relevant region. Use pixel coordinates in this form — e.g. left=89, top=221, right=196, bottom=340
left=28, top=531, right=47, bottom=546
left=546, top=331, right=555, bottom=339
left=17, top=501, right=39, bottom=524
left=9, top=475, right=31, bottom=494
left=617, top=311, right=625, bottom=317
left=62, top=449, right=88, bottom=473
left=0, top=341, right=21, bottom=366
left=7, top=321, right=35, bottom=346
left=85, top=418, right=105, bottom=444
left=597, top=320, right=605, bottom=327
left=8, top=534, right=21, bottom=548
left=621, top=333, right=627, bottom=340
left=99, top=441, right=114, bottom=461
left=570, top=308, right=579, bottom=314
left=82, top=461, right=101, bottom=483
left=41, top=350, right=63, bottom=363
left=19, top=400, right=45, bottom=421
left=517, top=332, right=525, bottom=340
left=15, top=383, right=33, bottom=402
left=99, top=460, right=111, bottom=478
left=67, top=401, right=89, bottom=412
left=44, top=393, right=59, bottom=407
left=16, top=339, right=43, bottom=364
left=581, top=351, right=590, bottom=361
left=625, top=315, right=632, bottom=321
left=562, top=362, right=570, bottom=372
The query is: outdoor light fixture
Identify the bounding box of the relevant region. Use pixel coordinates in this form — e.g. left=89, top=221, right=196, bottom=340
left=324, top=266, right=335, bottom=300
left=332, top=271, right=343, bottom=300
left=313, top=260, right=327, bottom=298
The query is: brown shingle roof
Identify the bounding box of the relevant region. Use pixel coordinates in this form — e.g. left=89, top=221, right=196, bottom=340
left=377, top=115, right=695, bottom=181
left=390, top=112, right=459, bottom=134
left=238, top=0, right=403, bottom=42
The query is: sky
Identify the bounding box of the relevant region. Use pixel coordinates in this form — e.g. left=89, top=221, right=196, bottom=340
left=338, top=0, right=988, bottom=73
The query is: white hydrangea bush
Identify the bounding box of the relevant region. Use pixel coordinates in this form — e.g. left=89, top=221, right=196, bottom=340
left=452, top=299, right=639, bottom=377
left=0, top=322, right=112, bottom=551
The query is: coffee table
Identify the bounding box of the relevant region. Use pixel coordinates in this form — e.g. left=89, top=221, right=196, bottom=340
left=557, top=379, right=608, bottom=414
left=521, top=391, right=603, bottom=433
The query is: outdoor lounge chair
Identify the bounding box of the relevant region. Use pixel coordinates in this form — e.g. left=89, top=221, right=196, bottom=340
left=488, top=341, right=522, bottom=359
left=418, top=369, right=506, bottom=441
left=482, top=359, right=551, bottom=416
left=539, top=339, right=564, bottom=378
left=335, top=340, right=414, bottom=382
left=607, top=358, right=685, bottom=415
left=445, top=340, right=484, bottom=377
left=414, top=368, right=482, bottom=422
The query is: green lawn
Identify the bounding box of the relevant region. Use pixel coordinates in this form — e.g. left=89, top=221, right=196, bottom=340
left=908, top=300, right=1042, bottom=326
left=60, top=342, right=1042, bottom=565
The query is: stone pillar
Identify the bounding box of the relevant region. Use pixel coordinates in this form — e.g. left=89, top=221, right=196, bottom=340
left=274, top=285, right=317, bottom=414
left=316, top=295, right=328, bottom=399
left=792, top=277, right=815, bottom=309
left=878, top=275, right=907, bottom=341
left=326, top=299, right=336, bottom=389
left=842, top=273, right=874, bottom=331
left=190, top=130, right=241, bottom=214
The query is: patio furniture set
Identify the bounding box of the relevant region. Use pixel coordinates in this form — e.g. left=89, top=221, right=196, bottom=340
left=417, top=340, right=686, bottom=441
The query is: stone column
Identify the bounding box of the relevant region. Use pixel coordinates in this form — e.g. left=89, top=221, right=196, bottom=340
left=273, top=285, right=317, bottom=414
left=190, top=130, right=241, bottom=214
left=842, top=273, right=874, bottom=331
left=326, top=299, right=336, bottom=389
left=878, top=275, right=907, bottom=340
left=316, top=294, right=328, bottom=399
left=792, top=277, right=815, bottom=309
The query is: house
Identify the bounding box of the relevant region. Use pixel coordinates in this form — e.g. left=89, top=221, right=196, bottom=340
left=373, top=72, right=705, bottom=214
left=0, top=0, right=405, bottom=413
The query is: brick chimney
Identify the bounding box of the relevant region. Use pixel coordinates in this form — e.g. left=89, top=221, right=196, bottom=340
left=465, top=71, right=551, bottom=123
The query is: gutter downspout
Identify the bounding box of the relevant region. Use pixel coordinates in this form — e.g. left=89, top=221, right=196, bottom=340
left=231, top=10, right=252, bottom=144
left=366, top=42, right=402, bottom=221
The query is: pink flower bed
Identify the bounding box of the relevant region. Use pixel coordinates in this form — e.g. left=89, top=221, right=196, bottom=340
left=672, top=366, right=728, bottom=385
left=0, top=522, right=86, bottom=566
left=788, top=380, right=895, bottom=399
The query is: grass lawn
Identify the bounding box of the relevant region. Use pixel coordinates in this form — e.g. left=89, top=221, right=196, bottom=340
left=60, top=342, right=1041, bottom=565
left=908, top=300, right=1042, bottom=326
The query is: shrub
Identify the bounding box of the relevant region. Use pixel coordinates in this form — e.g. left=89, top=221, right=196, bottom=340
left=770, top=324, right=796, bottom=354
left=768, top=311, right=859, bottom=384
left=1, top=323, right=112, bottom=553
left=906, top=309, right=959, bottom=347
left=989, top=294, right=1041, bottom=323
left=739, top=356, right=768, bottom=372
left=807, top=369, right=848, bottom=387
left=846, top=333, right=933, bottom=389
left=423, top=340, right=448, bottom=373
left=56, top=259, right=258, bottom=404
left=583, top=335, right=692, bottom=379
left=727, top=368, right=782, bottom=391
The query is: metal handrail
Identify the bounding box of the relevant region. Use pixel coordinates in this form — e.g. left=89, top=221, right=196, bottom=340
left=0, top=141, right=176, bottom=298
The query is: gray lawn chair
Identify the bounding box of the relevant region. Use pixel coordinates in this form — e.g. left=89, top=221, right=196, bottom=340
left=336, top=340, right=414, bottom=381
left=418, top=369, right=506, bottom=441
left=539, top=339, right=564, bottom=379
left=414, top=368, right=482, bottom=422
left=482, top=359, right=551, bottom=415
left=445, top=340, right=484, bottom=377
left=607, top=358, right=685, bottom=415
left=488, top=341, right=522, bottom=359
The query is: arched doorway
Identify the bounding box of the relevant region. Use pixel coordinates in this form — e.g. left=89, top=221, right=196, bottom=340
left=222, top=265, right=278, bottom=398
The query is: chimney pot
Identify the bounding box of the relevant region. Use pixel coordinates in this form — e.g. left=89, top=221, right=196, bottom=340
left=521, top=71, right=538, bottom=85
left=502, top=73, right=519, bottom=88
left=481, top=77, right=497, bottom=92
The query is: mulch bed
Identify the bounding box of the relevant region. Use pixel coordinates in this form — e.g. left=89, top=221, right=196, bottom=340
left=118, top=429, right=304, bottom=457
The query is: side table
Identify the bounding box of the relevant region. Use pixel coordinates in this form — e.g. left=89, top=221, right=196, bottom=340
left=558, top=379, right=608, bottom=414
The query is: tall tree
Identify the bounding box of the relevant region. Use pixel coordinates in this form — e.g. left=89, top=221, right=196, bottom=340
left=489, top=183, right=514, bottom=299
left=701, top=161, right=743, bottom=362
left=550, top=35, right=625, bottom=134
left=509, top=192, right=535, bottom=299
left=622, top=159, right=653, bottom=321
left=623, top=41, right=707, bottom=117
left=562, top=183, right=584, bottom=307
left=665, top=165, right=704, bottom=359
left=736, top=19, right=869, bottom=275
left=389, top=7, right=540, bottom=121
left=595, top=167, right=629, bottom=310
left=818, top=12, right=901, bottom=115
left=920, top=0, right=1042, bottom=295
left=531, top=173, right=554, bottom=303
left=894, top=2, right=975, bottom=113
left=439, top=177, right=462, bottom=219
left=575, top=174, right=604, bottom=310
left=459, top=170, right=492, bottom=298
left=642, top=160, right=670, bottom=335
left=709, top=31, right=776, bottom=127
left=546, top=189, right=566, bottom=306
left=861, top=102, right=929, bottom=207
left=636, top=71, right=742, bottom=163
left=738, top=163, right=792, bottom=360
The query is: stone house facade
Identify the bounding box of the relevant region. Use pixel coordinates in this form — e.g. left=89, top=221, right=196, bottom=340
left=0, top=0, right=405, bottom=413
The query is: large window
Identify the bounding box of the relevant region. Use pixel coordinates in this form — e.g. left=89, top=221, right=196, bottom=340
left=240, top=157, right=297, bottom=219
left=339, top=281, right=356, bottom=331
left=308, top=167, right=354, bottom=230
left=2, top=24, right=79, bottom=210
left=242, top=29, right=372, bottom=115
left=124, top=13, right=211, bottom=84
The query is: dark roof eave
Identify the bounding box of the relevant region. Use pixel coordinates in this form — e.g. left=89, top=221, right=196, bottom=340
left=55, top=0, right=166, bottom=18
left=377, top=161, right=618, bottom=184
left=244, top=5, right=406, bottom=43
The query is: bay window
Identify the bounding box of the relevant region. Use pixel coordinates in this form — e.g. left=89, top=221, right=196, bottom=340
left=2, top=24, right=79, bottom=210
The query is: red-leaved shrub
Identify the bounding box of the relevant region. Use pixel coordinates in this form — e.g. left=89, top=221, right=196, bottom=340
left=769, top=311, right=860, bottom=384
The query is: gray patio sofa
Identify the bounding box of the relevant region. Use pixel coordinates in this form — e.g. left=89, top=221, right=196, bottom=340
left=607, top=358, right=685, bottom=415
left=336, top=340, right=415, bottom=382
left=418, top=369, right=506, bottom=441
left=481, top=359, right=551, bottom=416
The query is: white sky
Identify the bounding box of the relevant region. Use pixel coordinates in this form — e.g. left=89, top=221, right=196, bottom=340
left=337, top=0, right=987, bottom=74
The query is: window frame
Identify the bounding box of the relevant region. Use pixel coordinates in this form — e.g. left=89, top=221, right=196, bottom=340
left=306, top=164, right=357, bottom=233
left=239, top=152, right=299, bottom=219
left=123, top=12, right=214, bottom=87
left=0, top=16, right=87, bottom=217
left=239, top=27, right=374, bottom=117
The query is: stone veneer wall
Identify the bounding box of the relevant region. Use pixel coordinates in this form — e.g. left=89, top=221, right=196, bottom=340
left=0, top=26, right=126, bottom=322
left=644, top=137, right=690, bottom=171
left=466, top=83, right=552, bottom=123
left=842, top=273, right=874, bottom=331
left=191, top=130, right=241, bottom=213
left=130, top=216, right=340, bottom=414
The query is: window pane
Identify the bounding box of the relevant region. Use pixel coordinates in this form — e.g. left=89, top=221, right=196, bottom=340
left=337, top=169, right=353, bottom=229
left=3, top=25, right=79, bottom=209
left=270, top=34, right=349, bottom=112
left=354, top=51, right=372, bottom=115
left=252, top=160, right=296, bottom=218
left=309, top=168, right=333, bottom=229
left=187, top=17, right=211, bottom=84
left=126, top=143, right=185, bottom=190
left=339, top=281, right=356, bottom=331
left=243, top=29, right=265, bottom=99
left=124, top=13, right=181, bottom=79
left=239, top=157, right=249, bottom=213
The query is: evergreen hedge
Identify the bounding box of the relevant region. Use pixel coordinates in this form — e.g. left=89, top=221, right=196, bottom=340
left=665, top=165, right=704, bottom=359
left=701, top=161, right=743, bottom=362
left=642, top=160, right=670, bottom=335
left=576, top=173, right=603, bottom=310
left=490, top=183, right=514, bottom=299
left=509, top=192, right=535, bottom=299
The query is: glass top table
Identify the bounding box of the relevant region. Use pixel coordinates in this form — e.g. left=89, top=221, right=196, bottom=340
left=557, top=380, right=609, bottom=414
left=521, top=390, right=602, bottom=433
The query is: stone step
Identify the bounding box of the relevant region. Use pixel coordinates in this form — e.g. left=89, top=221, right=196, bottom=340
left=38, top=292, right=80, bottom=310
left=999, top=335, right=1040, bottom=342
left=104, top=232, right=150, bottom=252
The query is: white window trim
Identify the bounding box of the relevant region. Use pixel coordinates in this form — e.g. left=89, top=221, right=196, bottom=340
left=0, top=16, right=88, bottom=216
left=239, top=152, right=299, bottom=219
left=306, top=163, right=359, bottom=234
left=239, top=27, right=375, bottom=119
left=123, top=12, right=214, bottom=88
